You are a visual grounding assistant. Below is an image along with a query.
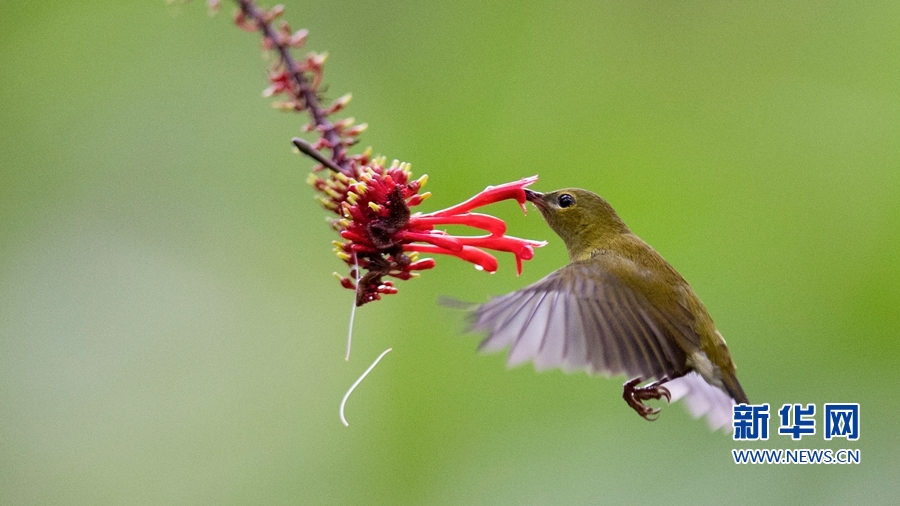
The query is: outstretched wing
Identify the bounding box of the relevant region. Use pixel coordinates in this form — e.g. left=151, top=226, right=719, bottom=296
left=471, top=257, right=698, bottom=381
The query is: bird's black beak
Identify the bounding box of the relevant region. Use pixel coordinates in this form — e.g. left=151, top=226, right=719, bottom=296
left=524, top=188, right=547, bottom=211
left=524, top=188, right=544, bottom=203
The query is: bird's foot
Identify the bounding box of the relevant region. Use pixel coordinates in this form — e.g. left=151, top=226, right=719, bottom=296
left=623, top=377, right=671, bottom=421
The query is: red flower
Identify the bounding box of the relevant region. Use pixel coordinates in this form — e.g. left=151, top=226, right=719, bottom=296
left=229, top=0, right=544, bottom=305
left=309, top=159, right=545, bottom=305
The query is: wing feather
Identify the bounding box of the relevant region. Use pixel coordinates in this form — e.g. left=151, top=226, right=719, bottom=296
left=608, top=290, right=658, bottom=376
left=507, top=291, right=558, bottom=366
left=611, top=288, right=655, bottom=375
left=581, top=296, right=620, bottom=374
left=560, top=293, right=589, bottom=372
left=475, top=290, right=541, bottom=353
left=633, top=305, right=678, bottom=370
left=471, top=256, right=697, bottom=381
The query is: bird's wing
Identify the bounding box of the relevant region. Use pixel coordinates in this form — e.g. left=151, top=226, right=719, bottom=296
left=471, top=258, right=698, bottom=381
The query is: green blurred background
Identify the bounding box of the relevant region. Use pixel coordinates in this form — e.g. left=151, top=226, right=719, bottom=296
left=2, top=1, right=898, bottom=504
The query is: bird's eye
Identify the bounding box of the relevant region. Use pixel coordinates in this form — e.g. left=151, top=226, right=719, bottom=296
left=557, top=193, right=575, bottom=208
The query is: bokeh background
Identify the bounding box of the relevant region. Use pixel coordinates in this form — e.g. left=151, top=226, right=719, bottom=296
left=2, top=1, right=898, bottom=504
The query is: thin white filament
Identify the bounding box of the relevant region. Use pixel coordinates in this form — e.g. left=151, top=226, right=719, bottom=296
left=340, top=348, right=392, bottom=427
left=344, top=254, right=360, bottom=361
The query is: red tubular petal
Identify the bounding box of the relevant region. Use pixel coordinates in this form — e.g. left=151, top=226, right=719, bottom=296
left=399, top=230, right=464, bottom=252
left=340, top=230, right=371, bottom=245
left=405, top=216, right=435, bottom=232
left=431, top=176, right=538, bottom=217
left=409, top=212, right=507, bottom=236
left=455, top=246, right=499, bottom=272
left=349, top=243, right=378, bottom=253
left=454, top=235, right=546, bottom=256
left=404, top=244, right=499, bottom=272
left=347, top=204, right=367, bottom=223
left=408, top=259, right=437, bottom=270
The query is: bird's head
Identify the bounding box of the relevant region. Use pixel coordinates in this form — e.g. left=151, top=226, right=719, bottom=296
left=525, top=188, right=630, bottom=261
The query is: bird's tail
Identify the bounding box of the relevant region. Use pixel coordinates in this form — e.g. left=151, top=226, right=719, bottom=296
left=721, top=372, right=749, bottom=405
left=666, top=372, right=735, bottom=431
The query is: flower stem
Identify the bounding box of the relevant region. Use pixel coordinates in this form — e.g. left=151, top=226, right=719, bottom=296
left=235, top=0, right=350, bottom=174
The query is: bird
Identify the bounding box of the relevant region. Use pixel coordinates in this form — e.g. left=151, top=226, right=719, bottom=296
left=466, top=187, right=748, bottom=429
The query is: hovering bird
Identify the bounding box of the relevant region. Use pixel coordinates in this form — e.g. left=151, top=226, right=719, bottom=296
left=467, top=187, right=748, bottom=429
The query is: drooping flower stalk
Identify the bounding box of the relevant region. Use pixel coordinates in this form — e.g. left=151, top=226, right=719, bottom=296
left=233, top=0, right=364, bottom=174
left=217, top=0, right=546, bottom=305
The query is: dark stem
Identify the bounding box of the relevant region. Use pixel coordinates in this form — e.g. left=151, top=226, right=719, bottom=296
left=292, top=137, right=345, bottom=173
left=235, top=0, right=351, bottom=175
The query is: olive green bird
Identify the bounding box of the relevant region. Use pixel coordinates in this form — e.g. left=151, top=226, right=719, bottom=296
left=469, top=188, right=748, bottom=429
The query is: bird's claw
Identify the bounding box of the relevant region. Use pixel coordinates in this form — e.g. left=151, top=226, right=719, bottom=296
left=658, top=387, right=672, bottom=404
left=622, top=378, right=672, bottom=421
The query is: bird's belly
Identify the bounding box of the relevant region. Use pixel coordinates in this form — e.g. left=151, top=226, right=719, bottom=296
left=685, top=351, right=724, bottom=390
